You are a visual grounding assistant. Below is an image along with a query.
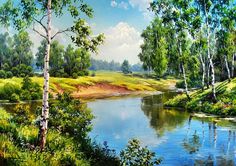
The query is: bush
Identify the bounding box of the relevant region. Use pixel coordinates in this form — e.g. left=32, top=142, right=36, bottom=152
left=31, top=92, right=41, bottom=100
left=3, top=83, right=21, bottom=100
left=91, top=72, right=96, bottom=77
left=5, top=71, right=13, bottom=78
left=49, top=93, right=94, bottom=141
left=120, top=138, right=162, bottom=166
left=11, top=67, right=19, bottom=76
left=72, top=73, right=78, bottom=79
left=20, top=90, right=32, bottom=101
left=9, top=93, right=20, bottom=103
left=0, top=70, right=6, bottom=78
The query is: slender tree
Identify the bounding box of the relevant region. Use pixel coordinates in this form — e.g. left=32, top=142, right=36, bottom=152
left=0, top=0, right=104, bottom=150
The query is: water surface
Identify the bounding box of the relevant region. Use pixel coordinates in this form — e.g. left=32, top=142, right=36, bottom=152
left=88, top=92, right=236, bottom=165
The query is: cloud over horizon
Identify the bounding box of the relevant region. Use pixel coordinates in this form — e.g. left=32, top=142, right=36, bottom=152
left=93, top=22, right=143, bottom=64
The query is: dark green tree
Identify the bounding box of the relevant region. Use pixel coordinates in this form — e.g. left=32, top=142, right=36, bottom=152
left=121, top=60, right=130, bottom=74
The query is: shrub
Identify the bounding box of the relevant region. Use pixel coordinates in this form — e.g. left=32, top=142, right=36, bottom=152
left=3, top=83, right=21, bottom=100
left=20, top=90, right=32, bottom=101
left=72, top=73, right=78, bottom=79
left=49, top=93, right=94, bottom=141
left=9, top=93, right=20, bottom=103
left=0, top=70, right=6, bottom=78
left=5, top=71, right=13, bottom=78
left=11, top=67, right=19, bottom=76
left=22, top=76, right=33, bottom=90
left=31, top=92, right=41, bottom=100
left=91, top=72, right=96, bottom=77
left=120, top=139, right=162, bottom=166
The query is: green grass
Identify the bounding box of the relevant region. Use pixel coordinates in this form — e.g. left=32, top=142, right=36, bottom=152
left=165, top=78, right=236, bottom=116
left=0, top=71, right=177, bottom=94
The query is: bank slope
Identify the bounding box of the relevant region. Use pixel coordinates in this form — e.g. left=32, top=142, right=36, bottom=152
left=0, top=72, right=177, bottom=99
left=165, top=78, right=236, bottom=116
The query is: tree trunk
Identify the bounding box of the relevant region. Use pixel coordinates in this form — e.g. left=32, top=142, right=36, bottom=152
left=224, top=55, right=231, bottom=82
left=181, top=63, right=190, bottom=100
left=38, top=0, right=52, bottom=151
left=232, top=53, right=235, bottom=78
left=204, top=3, right=216, bottom=101
left=199, top=54, right=205, bottom=91
left=206, top=62, right=210, bottom=89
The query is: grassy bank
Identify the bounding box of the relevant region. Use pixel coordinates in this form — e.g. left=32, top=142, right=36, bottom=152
left=165, top=78, right=236, bottom=116
left=0, top=71, right=177, bottom=99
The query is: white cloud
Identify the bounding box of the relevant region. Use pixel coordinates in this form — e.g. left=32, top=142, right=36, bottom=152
left=93, top=22, right=143, bottom=64
left=128, top=0, right=154, bottom=21
left=110, top=0, right=118, bottom=7
left=110, top=0, right=129, bottom=10
left=118, top=1, right=129, bottom=10
left=110, top=0, right=154, bottom=20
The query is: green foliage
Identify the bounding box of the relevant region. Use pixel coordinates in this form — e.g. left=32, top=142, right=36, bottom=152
left=9, top=93, right=20, bottom=102
left=36, top=41, right=93, bottom=78
left=121, top=60, right=131, bottom=74
left=5, top=71, right=13, bottom=78
left=0, top=70, right=6, bottom=78
left=0, top=77, right=41, bottom=102
left=166, top=78, right=236, bottom=116
left=50, top=93, right=94, bottom=141
left=120, top=138, right=162, bottom=166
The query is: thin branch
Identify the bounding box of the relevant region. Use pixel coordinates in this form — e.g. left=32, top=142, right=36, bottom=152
left=33, top=17, right=47, bottom=33
left=40, top=14, right=47, bottom=22
left=33, top=25, right=47, bottom=40
left=51, top=28, right=71, bottom=40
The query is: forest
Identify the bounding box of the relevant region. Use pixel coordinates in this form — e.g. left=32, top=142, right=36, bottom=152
left=0, top=0, right=235, bottom=165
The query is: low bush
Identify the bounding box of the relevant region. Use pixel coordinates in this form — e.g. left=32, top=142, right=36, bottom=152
left=0, top=70, right=6, bottom=78
left=9, top=93, right=20, bottom=102
left=120, top=138, right=162, bottom=166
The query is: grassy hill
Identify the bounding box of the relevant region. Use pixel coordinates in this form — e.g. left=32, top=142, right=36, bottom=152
left=165, top=78, right=236, bottom=116
left=0, top=71, right=177, bottom=99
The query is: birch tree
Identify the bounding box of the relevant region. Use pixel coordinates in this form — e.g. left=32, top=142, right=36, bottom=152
left=0, top=0, right=104, bottom=151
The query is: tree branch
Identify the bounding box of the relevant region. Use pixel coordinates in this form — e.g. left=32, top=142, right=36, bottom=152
left=33, top=16, right=47, bottom=33
left=33, top=25, right=47, bottom=40
left=51, top=28, right=71, bottom=40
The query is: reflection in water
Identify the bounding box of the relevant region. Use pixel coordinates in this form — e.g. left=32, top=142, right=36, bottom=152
left=88, top=93, right=236, bottom=165
left=0, top=101, right=41, bottom=114
left=141, top=93, right=189, bottom=137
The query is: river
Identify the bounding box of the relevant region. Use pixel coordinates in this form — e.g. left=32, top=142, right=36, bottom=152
left=2, top=92, right=236, bottom=165
left=88, top=92, right=236, bottom=165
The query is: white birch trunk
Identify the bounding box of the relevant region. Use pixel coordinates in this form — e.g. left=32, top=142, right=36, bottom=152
left=181, top=63, right=190, bottom=100
left=232, top=53, right=235, bottom=78
left=39, top=0, right=52, bottom=151
left=199, top=53, right=205, bottom=91
left=204, top=2, right=216, bottom=101
left=224, top=55, right=231, bottom=82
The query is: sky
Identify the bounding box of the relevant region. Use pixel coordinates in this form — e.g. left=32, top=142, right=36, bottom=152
left=0, top=0, right=154, bottom=65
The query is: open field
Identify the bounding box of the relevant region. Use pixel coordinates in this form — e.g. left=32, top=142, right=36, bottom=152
left=0, top=71, right=177, bottom=99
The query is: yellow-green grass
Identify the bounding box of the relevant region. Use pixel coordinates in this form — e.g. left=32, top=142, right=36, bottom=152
left=165, top=77, right=236, bottom=116
left=0, top=71, right=177, bottom=93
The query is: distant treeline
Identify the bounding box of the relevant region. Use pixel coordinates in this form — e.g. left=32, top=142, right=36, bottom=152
left=89, top=58, right=144, bottom=72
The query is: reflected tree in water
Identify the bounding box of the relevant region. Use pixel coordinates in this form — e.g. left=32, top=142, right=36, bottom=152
left=141, top=94, right=189, bottom=137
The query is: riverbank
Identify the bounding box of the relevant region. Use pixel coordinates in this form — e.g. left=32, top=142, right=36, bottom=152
left=165, top=78, right=236, bottom=116
left=0, top=71, right=177, bottom=100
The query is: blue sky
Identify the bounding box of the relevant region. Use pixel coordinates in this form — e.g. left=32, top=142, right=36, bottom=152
left=0, top=0, right=154, bottom=64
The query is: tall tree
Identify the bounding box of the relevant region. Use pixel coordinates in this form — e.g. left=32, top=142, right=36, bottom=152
left=121, top=60, right=130, bottom=74
left=11, top=31, right=33, bottom=67
left=49, top=40, right=64, bottom=76
left=0, top=0, right=104, bottom=150
left=139, top=18, right=168, bottom=77
left=35, top=40, right=47, bottom=70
